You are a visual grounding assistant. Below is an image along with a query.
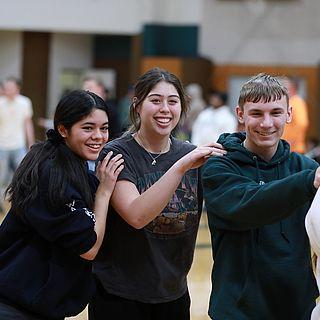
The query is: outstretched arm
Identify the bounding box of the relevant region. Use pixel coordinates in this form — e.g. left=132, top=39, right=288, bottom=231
left=111, top=144, right=226, bottom=229
left=203, top=157, right=318, bottom=231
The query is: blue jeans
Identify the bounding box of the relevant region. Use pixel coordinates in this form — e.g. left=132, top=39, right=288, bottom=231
left=0, top=147, right=26, bottom=201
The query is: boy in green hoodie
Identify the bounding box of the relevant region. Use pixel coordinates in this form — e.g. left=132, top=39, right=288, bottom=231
left=202, top=73, right=320, bottom=320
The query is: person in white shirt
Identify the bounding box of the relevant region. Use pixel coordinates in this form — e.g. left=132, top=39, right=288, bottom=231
left=191, top=91, right=237, bottom=146
left=0, top=77, right=35, bottom=211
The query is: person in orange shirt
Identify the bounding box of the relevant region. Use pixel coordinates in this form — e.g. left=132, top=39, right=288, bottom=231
left=282, top=76, right=309, bottom=153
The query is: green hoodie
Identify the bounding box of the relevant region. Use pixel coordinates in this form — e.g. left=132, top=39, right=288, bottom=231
left=202, top=132, right=319, bottom=320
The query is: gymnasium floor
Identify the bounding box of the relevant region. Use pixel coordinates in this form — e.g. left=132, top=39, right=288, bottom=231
left=0, top=207, right=212, bottom=320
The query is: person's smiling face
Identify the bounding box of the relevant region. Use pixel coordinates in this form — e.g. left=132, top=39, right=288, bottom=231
left=137, top=81, right=181, bottom=138
left=58, top=108, right=109, bottom=161
left=236, top=96, right=292, bottom=160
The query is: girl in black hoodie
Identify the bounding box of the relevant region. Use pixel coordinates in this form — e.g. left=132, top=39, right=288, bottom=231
left=0, top=90, right=123, bottom=319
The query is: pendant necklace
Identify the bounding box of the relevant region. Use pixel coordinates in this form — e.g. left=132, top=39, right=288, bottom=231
left=134, top=134, right=171, bottom=166
left=148, top=151, right=164, bottom=166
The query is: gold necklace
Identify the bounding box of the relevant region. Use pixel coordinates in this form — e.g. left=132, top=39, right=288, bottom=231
left=134, top=134, right=171, bottom=166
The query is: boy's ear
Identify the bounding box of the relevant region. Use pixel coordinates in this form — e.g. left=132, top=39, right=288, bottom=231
left=57, top=124, right=67, bottom=138
left=236, top=106, right=244, bottom=124
left=286, top=105, right=293, bottom=123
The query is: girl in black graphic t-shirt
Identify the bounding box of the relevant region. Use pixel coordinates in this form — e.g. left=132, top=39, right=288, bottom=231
left=0, top=90, right=124, bottom=319
left=90, top=68, right=226, bottom=320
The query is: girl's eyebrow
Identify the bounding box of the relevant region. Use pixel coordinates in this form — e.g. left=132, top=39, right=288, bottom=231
left=81, top=121, right=109, bottom=125
left=147, top=93, right=180, bottom=99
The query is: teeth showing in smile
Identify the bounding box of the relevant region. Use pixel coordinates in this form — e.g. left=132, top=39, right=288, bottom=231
left=87, top=144, right=101, bottom=149
left=156, top=118, right=171, bottom=124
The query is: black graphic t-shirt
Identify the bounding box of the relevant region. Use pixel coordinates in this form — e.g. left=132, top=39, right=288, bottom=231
left=94, top=134, right=202, bottom=303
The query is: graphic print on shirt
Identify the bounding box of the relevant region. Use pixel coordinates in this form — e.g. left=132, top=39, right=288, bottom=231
left=66, top=200, right=96, bottom=223
left=137, top=171, right=199, bottom=235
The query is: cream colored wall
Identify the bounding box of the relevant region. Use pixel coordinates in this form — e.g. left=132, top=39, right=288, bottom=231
left=0, top=0, right=148, bottom=34
left=2, top=0, right=320, bottom=66
left=0, top=0, right=202, bottom=33
left=200, top=0, right=320, bottom=65
left=145, top=0, right=202, bottom=24
left=47, top=33, right=93, bottom=116
left=0, top=31, right=22, bottom=81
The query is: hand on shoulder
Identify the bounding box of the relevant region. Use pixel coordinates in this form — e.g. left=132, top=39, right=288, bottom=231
left=96, top=151, right=124, bottom=197
left=175, top=143, right=227, bottom=173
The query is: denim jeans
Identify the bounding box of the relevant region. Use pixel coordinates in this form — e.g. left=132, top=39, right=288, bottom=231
left=0, top=147, right=26, bottom=201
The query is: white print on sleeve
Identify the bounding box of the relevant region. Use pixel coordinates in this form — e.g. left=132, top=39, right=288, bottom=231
left=84, top=207, right=96, bottom=224
left=66, top=200, right=96, bottom=224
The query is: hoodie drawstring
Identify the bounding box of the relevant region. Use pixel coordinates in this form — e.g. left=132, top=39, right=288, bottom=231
left=253, top=156, right=262, bottom=184
left=253, top=156, right=262, bottom=244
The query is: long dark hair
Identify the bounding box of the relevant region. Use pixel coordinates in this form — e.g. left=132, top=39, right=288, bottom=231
left=6, top=90, right=108, bottom=215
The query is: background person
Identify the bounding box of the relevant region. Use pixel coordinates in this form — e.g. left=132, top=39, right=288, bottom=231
left=191, top=90, right=237, bottom=146
left=282, top=76, right=309, bottom=153
left=175, top=83, right=206, bottom=141
left=0, top=77, right=35, bottom=212
left=82, top=75, right=121, bottom=140
left=118, top=84, right=134, bottom=132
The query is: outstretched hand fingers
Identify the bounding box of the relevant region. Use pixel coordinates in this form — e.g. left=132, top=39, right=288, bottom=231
left=179, top=147, right=211, bottom=170
left=186, top=145, right=226, bottom=169
left=202, top=142, right=227, bottom=156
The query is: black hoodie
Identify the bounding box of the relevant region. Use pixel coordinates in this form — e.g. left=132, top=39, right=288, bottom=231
left=0, top=159, right=98, bottom=319
left=202, top=132, right=319, bottom=320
